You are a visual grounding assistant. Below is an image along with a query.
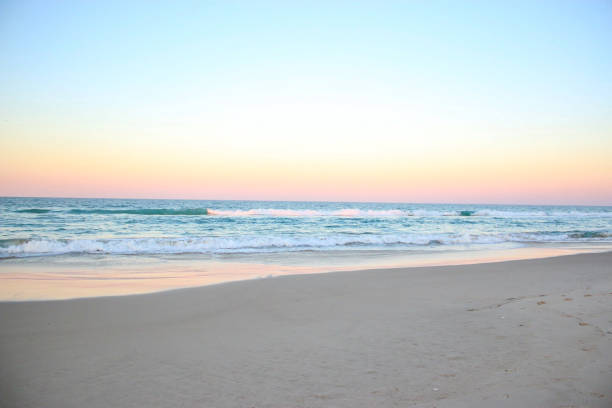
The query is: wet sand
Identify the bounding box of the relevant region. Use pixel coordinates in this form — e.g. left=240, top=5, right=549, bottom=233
left=1, top=244, right=608, bottom=301
left=1, top=252, right=611, bottom=407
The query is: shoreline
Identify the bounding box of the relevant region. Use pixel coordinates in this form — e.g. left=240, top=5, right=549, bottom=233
left=0, top=244, right=611, bottom=301
left=1, top=252, right=611, bottom=407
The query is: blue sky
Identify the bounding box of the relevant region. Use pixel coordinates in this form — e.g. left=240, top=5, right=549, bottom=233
left=1, top=1, right=611, bottom=203
left=3, top=1, right=611, bottom=119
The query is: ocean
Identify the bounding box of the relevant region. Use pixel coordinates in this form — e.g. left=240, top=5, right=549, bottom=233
left=1, top=197, right=611, bottom=299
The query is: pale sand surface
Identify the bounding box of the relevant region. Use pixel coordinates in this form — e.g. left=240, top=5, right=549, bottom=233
left=1, top=252, right=611, bottom=407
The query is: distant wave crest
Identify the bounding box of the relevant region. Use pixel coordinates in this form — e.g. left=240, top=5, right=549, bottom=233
left=15, top=209, right=52, bottom=214
left=11, top=207, right=612, bottom=218
left=205, top=208, right=612, bottom=218
left=68, top=208, right=209, bottom=216
left=206, top=208, right=406, bottom=217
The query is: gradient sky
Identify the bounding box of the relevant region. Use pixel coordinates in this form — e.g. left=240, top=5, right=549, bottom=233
left=1, top=0, right=611, bottom=204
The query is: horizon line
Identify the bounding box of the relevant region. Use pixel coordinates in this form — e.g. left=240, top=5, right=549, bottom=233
left=1, top=195, right=610, bottom=208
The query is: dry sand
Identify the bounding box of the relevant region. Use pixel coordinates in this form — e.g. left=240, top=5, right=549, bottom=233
left=1, top=252, right=611, bottom=407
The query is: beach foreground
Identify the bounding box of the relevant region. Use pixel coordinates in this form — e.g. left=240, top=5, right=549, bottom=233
left=1, top=252, right=611, bottom=407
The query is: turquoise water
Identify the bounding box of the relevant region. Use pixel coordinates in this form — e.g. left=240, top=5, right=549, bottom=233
left=1, top=197, right=611, bottom=258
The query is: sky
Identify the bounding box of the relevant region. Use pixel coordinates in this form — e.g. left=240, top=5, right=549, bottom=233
left=1, top=0, right=611, bottom=205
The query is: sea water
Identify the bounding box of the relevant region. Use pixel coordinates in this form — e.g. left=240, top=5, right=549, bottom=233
left=2, top=197, right=611, bottom=257
left=1, top=197, right=611, bottom=299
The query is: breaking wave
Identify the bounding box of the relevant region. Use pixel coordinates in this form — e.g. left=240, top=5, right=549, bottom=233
left=206, top=208, right=612, bottom=218
left=1, top=231, right=610, bottom=258
left=206, top=208, right=407, bottom=217
left=11, top=207, right=612, bottom=218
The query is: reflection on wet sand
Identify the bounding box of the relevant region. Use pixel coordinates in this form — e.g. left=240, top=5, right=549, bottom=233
left=0, top=243, right=610, bottom=301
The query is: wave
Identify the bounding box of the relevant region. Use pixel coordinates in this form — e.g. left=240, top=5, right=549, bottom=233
left=68, top=208, right=209, bottom=216
left=0, top=238, right=32, bottom=248
left=206, top=208, right=612, bottom=218
left=10, top=207, right=612, bottom=218
left=15, top=209, right=51, bottom=214
left=206, top=208, right=406, bottom=217
left=568, top=231, right=610, bottom=239
left=1, top=231, right=610, bottom=258
left=458, top=210, right=476, bottom=216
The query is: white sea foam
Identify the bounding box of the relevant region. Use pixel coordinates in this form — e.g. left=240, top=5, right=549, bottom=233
left=204, top=208, right=612, bottom=218
left=1, top=231, right=610, bottom=258
left=206, top=208, right=406, bottom=217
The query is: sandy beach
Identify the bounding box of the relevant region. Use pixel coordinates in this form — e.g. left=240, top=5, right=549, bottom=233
left=1, top=252, right=611, bottom=407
